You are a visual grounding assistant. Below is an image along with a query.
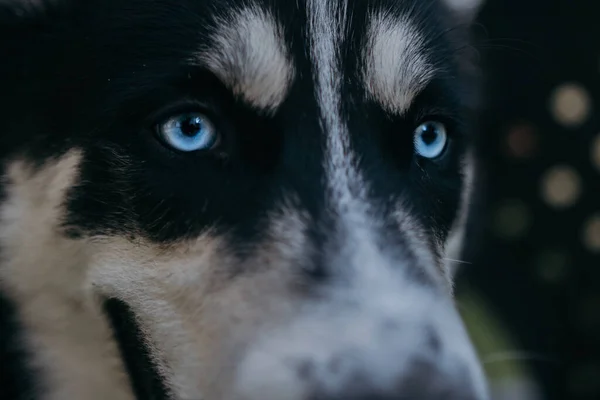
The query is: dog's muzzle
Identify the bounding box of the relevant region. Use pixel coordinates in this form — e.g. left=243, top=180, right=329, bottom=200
left=101, top=225, right=488, bottom=400
left=227, top=289, right=489, bottom=400
left=105, top=291, right=488, bottom=400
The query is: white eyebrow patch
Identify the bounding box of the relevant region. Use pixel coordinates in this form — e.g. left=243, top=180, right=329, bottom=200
left=363, top=12, right=436, bottom=114
left=197, top=6, right=295, bottom=112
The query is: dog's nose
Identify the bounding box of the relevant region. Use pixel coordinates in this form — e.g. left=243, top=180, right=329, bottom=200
left=310, top=359, right=480, bottom=400
left=230, top=286, right=489, bottom=400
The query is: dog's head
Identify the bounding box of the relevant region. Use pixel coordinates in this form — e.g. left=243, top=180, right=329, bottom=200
left=0, top=1, right=487, bottom=399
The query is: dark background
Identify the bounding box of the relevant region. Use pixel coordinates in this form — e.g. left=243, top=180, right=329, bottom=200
left=458, top=0, right=600, bottom=399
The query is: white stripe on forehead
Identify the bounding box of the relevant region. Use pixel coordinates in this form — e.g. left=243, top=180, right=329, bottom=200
left=306, top=0, right=367, bottom=212
left=305, top=1, right=442, bottom=285
left=196, top=6, right=295, bottom=112
left=363, top=12, right=435, bottom=114
left=306, top=0, right=390, bottom=281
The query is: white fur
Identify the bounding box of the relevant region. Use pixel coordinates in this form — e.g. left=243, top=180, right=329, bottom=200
left=306, top=0, right=373, bottom=242
left=229, top=201, right=488, bottom=399
left=0, top=152, right=134, bottom=400
left=231, top=269, right=488, bottom=400
left=306, top=0, right=360, bottom=202
left=363, top=11, right=435, bottom=114
left=196, top=5, right=295, bottom=112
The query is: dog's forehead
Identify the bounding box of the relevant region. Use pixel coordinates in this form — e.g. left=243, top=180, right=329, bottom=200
left=205, top=0, right=447, bottom=113
left=79, top=0, right=451, bottom=115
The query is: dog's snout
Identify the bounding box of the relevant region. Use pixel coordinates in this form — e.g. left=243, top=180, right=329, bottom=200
left=229, top=261, right=488, bottom=400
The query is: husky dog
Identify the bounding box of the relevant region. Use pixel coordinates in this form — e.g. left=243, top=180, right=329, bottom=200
left=0, top=0, right=487, bottom=399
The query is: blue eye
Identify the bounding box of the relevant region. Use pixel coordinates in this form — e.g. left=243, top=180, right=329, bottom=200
left=413, top=121, right=448, bottom=159
left=157, top=113, right=219, bottom=152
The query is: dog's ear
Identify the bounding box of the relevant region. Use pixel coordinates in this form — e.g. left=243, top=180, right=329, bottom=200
left=443, top=0, right=484, bottom=23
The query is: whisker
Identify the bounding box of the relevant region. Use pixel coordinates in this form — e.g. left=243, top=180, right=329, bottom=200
left=443, top=258, right=473, bottom=265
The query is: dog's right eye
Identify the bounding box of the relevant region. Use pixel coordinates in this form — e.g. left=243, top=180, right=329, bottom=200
left=156, top=112, right=220, bottom=152
left=413, top=121, right=448, bottom=159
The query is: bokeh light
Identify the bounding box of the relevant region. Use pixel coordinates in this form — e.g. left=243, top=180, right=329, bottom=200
left=549, top=83, right=592, bottom=127
left=592, top=133, right=600, bottom=172
left=582, top=214, right=600, bottom=253
left=540, top=165, right=582, bottom=209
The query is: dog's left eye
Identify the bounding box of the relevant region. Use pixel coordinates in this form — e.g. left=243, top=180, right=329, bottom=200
left=413, top=121, right=448, bottom=159
left=157, top=112, right=219, bottom=152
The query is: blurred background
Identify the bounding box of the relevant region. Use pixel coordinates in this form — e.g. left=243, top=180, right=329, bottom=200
left=456, top=0, right=600, bottom=399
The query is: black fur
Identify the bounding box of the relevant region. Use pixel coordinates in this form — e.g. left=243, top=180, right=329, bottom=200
left=104, top=299, right=170, bottom=400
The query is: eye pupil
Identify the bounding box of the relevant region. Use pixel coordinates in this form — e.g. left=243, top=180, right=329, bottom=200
left=420, top=125, right=438, bottom=145
left=179, top=117, right=202, bottom=137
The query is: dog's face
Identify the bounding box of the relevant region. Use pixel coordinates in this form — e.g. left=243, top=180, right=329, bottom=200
left=0, top=0, right=487, bottom=399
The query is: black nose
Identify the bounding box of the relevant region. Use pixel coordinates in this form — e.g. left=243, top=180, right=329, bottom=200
left=310, top=359, right=481, bottom=400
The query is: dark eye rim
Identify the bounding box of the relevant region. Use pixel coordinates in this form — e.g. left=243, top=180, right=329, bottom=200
left=412, top=117, right=454, bottom=161
left=149, top=100, right=227, bottom=155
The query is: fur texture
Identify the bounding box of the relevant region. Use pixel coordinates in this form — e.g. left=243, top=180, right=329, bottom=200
left=0, top=0, right=486, bottom=399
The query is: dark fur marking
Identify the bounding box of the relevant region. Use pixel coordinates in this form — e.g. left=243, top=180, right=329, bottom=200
left=0, top=292, right=38, bottom=400
left=104, top=299, right=169, bottom=400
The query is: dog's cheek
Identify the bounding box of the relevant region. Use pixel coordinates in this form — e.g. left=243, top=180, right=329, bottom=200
left=86, top=227, right=305, bottom=400
left=87, top=235, right=228, bottom=399
left=0, top=150, right=135, bottom=400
